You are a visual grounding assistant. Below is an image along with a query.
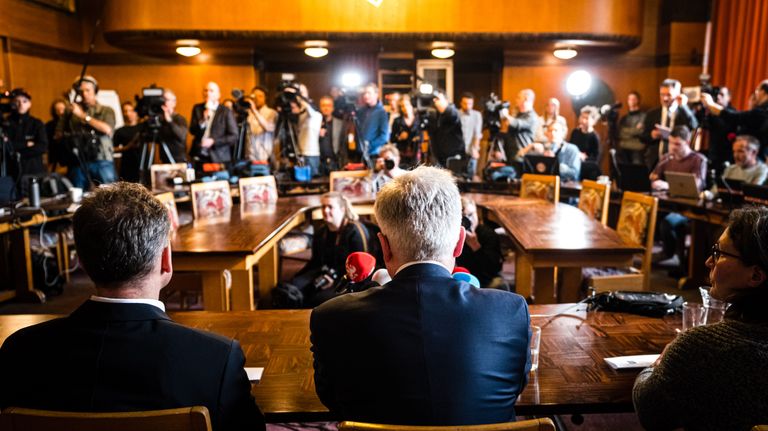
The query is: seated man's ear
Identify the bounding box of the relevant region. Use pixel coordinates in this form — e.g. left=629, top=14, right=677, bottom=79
left=453, top=227, right=466, bottom=258
left=378, top=233, right=392, bottom=263
left=161, top=244, right=173, bottom=275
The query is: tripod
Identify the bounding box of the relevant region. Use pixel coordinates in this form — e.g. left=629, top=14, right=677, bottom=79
left=275, top=110, right=300, bottom=172
left=137, top=124, right=176, bottom=187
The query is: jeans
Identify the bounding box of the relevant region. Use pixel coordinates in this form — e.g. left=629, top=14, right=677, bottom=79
left=68, top=160, right=117, bottom=190
left=659, top=212, right=689, bottom=268
left=467, top=158, right=478, bottom=178
left=303, top=156, right=321, bottom=178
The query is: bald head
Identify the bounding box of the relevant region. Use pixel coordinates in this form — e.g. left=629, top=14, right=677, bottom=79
left=204, top=82, right=221, bottom=104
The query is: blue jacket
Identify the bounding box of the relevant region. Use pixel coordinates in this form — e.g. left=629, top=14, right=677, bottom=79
left=311, top=263, right=531, bottom=425
left=356, top=102, right=390, bottom=156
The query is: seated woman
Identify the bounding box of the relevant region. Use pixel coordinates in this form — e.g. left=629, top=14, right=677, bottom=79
left=633, top=206, right=768, bottom=431
left=291, top=192, right=371, bottom=307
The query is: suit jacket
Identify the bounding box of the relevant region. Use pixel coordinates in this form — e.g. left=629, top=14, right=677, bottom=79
left=640, top=104, right=698, bottom=170
left=0, top=301, right=264, bottom=431
left=190, top=103, right=239, bottom=163
left=310, top=263, right=531, bottom=425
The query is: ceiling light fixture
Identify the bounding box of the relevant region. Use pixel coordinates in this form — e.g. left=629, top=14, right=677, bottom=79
left=175, top=39, right=201, bottom=57
left=431, top=42, right=455, bottom=59
left=553, top=47, right=578, bottom=60
left=304, top=40, right=329, bottom=58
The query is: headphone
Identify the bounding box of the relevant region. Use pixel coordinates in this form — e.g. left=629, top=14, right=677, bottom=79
left=73, top=75, right=99, bottom=94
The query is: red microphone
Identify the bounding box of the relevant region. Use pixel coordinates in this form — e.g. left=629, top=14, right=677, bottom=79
left=336, top=252, right=378, bottom=294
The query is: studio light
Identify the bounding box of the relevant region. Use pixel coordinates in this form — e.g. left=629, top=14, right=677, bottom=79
left=175, top=39, right=201, bottom=57
left=419, top=83, right=434, bottom=95
left=341, top=72, right=362, bottom=88
left=304, top=40, right=329, bottom=58
left=553, top=47, right=578, bottom=60
left=566, top=70, right=592, bottom=97
left=431, top=42, right=455, bottom=59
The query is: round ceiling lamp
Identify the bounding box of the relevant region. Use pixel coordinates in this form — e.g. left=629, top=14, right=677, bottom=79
left=175, top=39, right=201, bottom=57
left=431, top=42, right=455, bottom=59
left=304, top=40, right=329, bottom=58
left=553, top=47, right=578, bottom=60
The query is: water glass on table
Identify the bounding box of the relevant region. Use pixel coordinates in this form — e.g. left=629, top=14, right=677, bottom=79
left=530, top=325, right=541, bottom=372
left=682, top=302, right=704, bottom=331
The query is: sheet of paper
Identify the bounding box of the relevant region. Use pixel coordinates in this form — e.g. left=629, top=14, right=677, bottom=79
left=654, top=124, right=671, bottom=139
left=245, top=367, right=264, bottom=383
left=604, top=354, right=660, bottom=370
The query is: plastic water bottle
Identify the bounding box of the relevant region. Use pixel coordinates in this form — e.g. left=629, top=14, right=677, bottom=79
left=30, top=177, right=40, bottom=208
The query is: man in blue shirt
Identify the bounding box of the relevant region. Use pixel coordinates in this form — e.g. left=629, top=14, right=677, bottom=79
left=356, top=83, right=390, bottom=163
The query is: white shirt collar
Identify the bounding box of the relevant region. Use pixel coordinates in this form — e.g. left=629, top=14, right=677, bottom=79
left=205, top=100, right=219, bottom=111
left=395, top=260, right=453, bottom=276
left=90, top=295, right=166, bottom=312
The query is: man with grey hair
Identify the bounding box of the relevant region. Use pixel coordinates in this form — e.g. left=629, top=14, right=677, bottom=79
left=310, top=166, right=531, bottom=425
left=0, top=182, right=264, bottom=431
left=500, top=88, right=540, bottom=163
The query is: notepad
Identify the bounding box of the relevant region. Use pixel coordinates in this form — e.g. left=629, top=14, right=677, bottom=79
left=245, top=367, right=264, bottom=383
left=604, top=354, right=660, bottom=370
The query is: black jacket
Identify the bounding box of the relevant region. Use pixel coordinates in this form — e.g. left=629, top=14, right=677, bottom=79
left=311, top=263, right=531, bottom=425
left=159, top=112, right=189, bottom=163
left=0, top=301, right=265, bottom=431
left=6, top=112, right=48, bottom=176
left=190, top=104, right=238, bottom=163
left=720, top=102, right=768, bottom=159
left=430, top=105, right=464, bottom=165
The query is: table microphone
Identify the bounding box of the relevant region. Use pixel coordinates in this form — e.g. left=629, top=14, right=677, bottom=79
left=452, top=268, right=480, bottom=288
left=336, top=251, right=378, bottom=294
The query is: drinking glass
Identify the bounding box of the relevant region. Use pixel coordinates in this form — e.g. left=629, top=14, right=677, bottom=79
left=530, top=325, right=542, bottom=372
left=682, top=302, right=704, bottom=331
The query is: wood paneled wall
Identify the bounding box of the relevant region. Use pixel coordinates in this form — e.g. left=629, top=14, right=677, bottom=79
left=0, top=0, right=83, bottom=50
left=7, top=54, right=82, bottom=119
left=103, top=0, right=643, bottom=36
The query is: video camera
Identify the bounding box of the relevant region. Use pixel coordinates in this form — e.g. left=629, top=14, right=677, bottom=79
left=483, top=93, right=510, bottom=135
left=275, top=79, right=302, bottom=117
left=333, top=88, right=359, bottom=118
left=134, top=85, right=165, bottom=130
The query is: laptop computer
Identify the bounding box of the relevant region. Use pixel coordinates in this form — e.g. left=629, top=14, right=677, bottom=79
left=666, top=171, right=700, bottom=199
left=523, top=155, right=559, bottom=176
left=614, top=163, right=651, bottom=192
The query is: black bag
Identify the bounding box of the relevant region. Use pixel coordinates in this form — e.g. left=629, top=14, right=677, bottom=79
left=589, top=291, right=683, bottom=317
left=271, top=281, right=304, bottom=308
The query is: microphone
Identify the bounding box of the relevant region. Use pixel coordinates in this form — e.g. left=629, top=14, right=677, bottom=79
left=371, top=268, right=391, bottom=285
left=335, top=252, right=378, bottom=294
left=452, top=271, right=480, bottom=288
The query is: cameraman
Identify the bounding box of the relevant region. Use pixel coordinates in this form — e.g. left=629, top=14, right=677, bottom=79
left=56, top=75, right=117, bottom=189
left=245, top=86, right=277, bottom=165
left=158, top=89, right=188, bottom=164
left=499, top=89, right=540, bottom=162
left=429, top=90, right=464, bottom=167
left=702, top=79, right=768, bottom=160
left=371, top=144, right=406, bottom=192
left=6, top=88, right=48, bottom=179
left=286, top=84, right=322, bottom=177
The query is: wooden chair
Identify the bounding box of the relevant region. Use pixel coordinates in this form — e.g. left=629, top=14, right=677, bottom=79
left=0, top=406, right=211, bottom=431
left=238, top=175, right=278, bottom=208
left=520, top=174, right=560, bottom=203
left=190, top=181, right=233, bottom=219
left=330, top=170, right=372, bottom=198
left=587, top=191, right=659, bottom=292
left=155, top=192, right=181, bottom=232
left=338, top=418, right=556, bottom=431
left=578, top=179, right=610, bottom=226
left=150, top=163, right=188, bottom=191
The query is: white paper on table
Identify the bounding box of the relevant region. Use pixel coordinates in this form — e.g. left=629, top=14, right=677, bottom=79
left=245, top=367, right=264, bottom=383
left=604, top=354, right=660, bottom=370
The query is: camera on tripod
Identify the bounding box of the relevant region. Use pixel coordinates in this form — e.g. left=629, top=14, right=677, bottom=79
left=483, top=93, right=510, bottom=134
left=134, top=85, right=165, bottom=130
left=333, top=88, right=359, bottom=118
left=275, top=79, right=302, bottom=117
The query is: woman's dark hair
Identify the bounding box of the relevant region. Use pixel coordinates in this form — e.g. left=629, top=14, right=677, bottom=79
left=49, top=98, right=67, bottom=119
left=728, top=206, right=768, bottom=273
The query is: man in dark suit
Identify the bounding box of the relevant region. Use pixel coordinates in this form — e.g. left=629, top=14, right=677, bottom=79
left=189, top=81, right=239, bottom=167
left=310, top=166, right=531, bottom=425
left=319, top=95, right=347, bottom=175
left=640, top=78, right=698, bottom=170
left=0, top=182, right=264, bottom=431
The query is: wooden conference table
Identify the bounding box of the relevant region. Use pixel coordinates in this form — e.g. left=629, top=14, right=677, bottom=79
left=172, top=193, right=639, bottom=310
left=0, top=304, right=678, bottom=421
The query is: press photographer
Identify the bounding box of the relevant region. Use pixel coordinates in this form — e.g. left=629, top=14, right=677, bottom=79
left=428, top=89, right=464, bottom=167
left=243, top=86, right=277, bottom=167
left=56, top=75, right=116, bottom=189
left=275, top=80, right=322, bottom=177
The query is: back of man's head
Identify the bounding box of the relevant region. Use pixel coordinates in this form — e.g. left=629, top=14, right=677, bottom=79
left=670, top=125, right=691, bottom=142
left=374, top=166, right=461, bottom=262
left=73, top=182, right=170, bottom=287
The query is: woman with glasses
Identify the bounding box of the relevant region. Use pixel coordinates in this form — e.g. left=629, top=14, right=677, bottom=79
left=633, top=206, right=768, bottom=430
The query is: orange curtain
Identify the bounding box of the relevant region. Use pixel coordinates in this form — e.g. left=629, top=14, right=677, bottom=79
left=710, top=0, right=768, bottom=110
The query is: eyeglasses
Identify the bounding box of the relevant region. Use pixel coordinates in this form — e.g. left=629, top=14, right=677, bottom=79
left=711, top=243, right=742, bottom=262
